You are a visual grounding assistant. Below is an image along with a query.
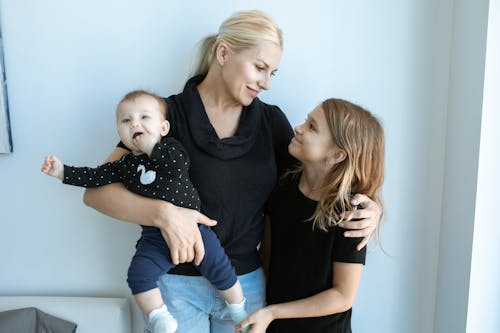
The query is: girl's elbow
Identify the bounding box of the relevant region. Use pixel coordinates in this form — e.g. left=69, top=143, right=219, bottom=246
left=342, top=294, right=357, bottom=312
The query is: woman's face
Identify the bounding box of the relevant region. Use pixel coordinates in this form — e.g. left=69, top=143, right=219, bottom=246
left=220, top=42, right=282, bottom=106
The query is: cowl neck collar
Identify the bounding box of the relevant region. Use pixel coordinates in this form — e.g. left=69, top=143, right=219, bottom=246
left=179, top=75, right=263, bottom=160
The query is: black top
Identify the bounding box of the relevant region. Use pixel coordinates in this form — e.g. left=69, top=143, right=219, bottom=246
left=119, top=76, right=295, bottom=274
left=266, top=175, right=366, bottom=333
left=64, top=138, right=200, bottom=210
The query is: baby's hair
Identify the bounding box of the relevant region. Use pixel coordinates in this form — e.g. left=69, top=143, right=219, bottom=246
left=287, top=98, right=385, bottom=232
left=194, top=10, right=283, bottom=76
left=118, top=90, right=168, bottom=119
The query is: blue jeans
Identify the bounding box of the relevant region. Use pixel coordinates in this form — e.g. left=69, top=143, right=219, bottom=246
left=156, top=267, right=266, bottom=333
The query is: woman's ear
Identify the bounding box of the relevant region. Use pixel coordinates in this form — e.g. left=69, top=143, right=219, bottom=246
left=160, top=120, right=170, bottom=137
left=215, top=41, right=230, bottom=65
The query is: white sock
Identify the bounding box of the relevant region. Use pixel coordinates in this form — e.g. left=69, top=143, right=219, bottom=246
left=226, top=297, right=248, bottom=324
left=148, top=305, right=178, bottom=333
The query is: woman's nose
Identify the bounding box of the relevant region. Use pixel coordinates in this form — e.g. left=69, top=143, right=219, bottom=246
left=258, top=74, right=271, bottom=91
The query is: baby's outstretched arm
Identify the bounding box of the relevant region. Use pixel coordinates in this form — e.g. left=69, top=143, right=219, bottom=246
left=41, top=155, right=64, bottom=181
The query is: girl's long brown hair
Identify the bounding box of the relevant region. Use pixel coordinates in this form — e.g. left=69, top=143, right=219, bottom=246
left=289, top=99, right=385, bottom=232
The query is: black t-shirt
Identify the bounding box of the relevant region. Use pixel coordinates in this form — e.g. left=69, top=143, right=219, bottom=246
left=266, top=175, right=366, bottom=333
left=119, top=76, right=295, bottom=274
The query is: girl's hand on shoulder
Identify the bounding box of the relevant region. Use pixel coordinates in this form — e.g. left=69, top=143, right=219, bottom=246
left=235, top=307, right=274, bottom=333
left=338, top=193, right=382, bottom=251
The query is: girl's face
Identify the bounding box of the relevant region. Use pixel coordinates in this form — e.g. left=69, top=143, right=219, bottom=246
left=289, top=106, right=339, bottom=166
left=116, top=95, right=169, bottom=152
left=219, top=42, right=281, bottom=106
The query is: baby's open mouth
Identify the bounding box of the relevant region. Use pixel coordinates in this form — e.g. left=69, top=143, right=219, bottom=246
left=133, top=132, right=143, bottom=139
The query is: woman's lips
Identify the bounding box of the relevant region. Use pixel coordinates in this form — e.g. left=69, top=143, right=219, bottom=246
left=247, top=87, right=260, bottom=98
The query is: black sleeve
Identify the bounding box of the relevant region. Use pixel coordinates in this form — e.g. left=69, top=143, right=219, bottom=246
left=270, top=106, right=298, bottom=175
left=116, top=141, right=128, bottom=150
left=332, top=227, right=367, bottom=265
left=63, top=160, right=123, bottom=188
left=150, top=137, right=190, bottom=172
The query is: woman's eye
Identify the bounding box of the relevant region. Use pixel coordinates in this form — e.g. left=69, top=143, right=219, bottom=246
left=256, top=65, right=265, bottom=71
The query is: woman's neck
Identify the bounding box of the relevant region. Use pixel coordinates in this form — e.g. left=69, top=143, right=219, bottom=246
left=197, top=71, right=243, bottom=139
left=198, top=70, right=241, bottom=113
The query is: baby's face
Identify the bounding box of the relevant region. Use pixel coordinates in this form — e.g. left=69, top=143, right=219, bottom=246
left=116, top=95, right=169, bottom=152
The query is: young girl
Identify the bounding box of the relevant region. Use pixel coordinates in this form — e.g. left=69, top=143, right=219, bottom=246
left=236, top=98, right=384, bottom=333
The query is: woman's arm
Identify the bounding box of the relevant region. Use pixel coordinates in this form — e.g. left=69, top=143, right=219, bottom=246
left=236, top=262, right=363, bottom=333
left=339, top=193, right=382, bottom=250
left=83, top=147, right=216, bottom=265
left=258, top=215, right=272, bottom=277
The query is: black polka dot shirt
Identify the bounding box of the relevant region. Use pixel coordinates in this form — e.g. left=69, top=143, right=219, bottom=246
left=63, top=137, right=201, bottom=210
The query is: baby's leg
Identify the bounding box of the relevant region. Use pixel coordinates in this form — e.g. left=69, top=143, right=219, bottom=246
left=135, top=289, right=177, bottom=333
left=135, top=288, right=165, bottom=317
left=196, top=225, right=249, bottom=330
left=218, top=280, right=244, bottom=304
left=219, top=280, right=248, bottom=327
left=128, top=234, right=178, bottom=333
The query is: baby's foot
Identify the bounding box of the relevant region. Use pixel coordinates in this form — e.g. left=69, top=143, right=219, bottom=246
left=148, top=305, right=178, bottom=333
left=226, top=298, right=249, bottom=332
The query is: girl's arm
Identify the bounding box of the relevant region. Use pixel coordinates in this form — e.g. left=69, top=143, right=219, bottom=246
left=83, top=147, right=216, bottom=265
left=236, top=262, right=363, bottom=333
left=340, top=193, right=382, bottom=250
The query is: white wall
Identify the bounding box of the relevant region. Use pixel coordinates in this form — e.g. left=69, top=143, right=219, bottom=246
left=466, top=1, right=500, bottom=332
left=0, top=1, right=461, bottom=332
left=433, top=0, right=490, bottom=332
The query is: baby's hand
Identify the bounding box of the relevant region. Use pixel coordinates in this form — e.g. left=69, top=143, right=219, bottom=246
left=41, top=155, right=64, bottom=181
left=133, top=132, right=157, bottom=157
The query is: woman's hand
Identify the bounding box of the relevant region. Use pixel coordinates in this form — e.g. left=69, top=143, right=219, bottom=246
left=156, top=203, right=217, bottom=265
left=235, top=307, right=274, bottom=333
left=339, top=193, right=382, bottom=250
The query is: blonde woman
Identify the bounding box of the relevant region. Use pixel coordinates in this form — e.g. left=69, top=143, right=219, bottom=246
left=84, top=11, right=381, bottom=333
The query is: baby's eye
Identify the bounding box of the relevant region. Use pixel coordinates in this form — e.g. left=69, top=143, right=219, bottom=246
left=141, top=115, right=150, bottom=120
left=121, top=118, right=130, bottom=124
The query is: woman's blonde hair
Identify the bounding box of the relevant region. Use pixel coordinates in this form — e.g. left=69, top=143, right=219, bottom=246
left=193, top=10, right=283, bottom=76
left=289, top=99, right=385, bottom=232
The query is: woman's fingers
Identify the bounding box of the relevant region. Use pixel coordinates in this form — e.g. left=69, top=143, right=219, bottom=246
left=337, top=193, right=382, bottom=250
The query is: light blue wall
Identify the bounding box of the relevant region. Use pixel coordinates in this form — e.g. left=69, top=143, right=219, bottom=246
left=0, top=1, right=457, bottom=332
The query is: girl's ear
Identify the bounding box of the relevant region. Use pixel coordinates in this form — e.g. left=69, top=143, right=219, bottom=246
left=160, top=120, right=170, bottom=137
left=215, top=41, right=230, bottom=65
left=327, top=148, right=347, bottom=166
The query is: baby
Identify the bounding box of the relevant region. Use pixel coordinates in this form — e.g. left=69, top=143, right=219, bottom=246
left=41, top=90, right=248, bottom=333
